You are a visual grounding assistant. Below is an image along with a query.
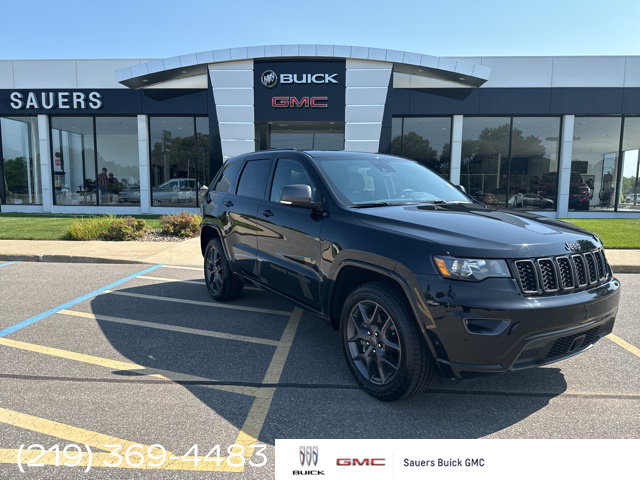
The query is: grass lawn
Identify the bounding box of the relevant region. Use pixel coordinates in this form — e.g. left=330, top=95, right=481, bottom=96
left=0, top=213, right=162, bottom=240
left=560, top=219, right=640, bottom=249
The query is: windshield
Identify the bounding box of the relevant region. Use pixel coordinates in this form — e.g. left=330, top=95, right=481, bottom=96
left=312, top=154, right=472, bottom=206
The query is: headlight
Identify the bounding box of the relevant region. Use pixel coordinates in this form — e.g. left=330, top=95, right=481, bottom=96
left=433, top=256, right=510, bottom=281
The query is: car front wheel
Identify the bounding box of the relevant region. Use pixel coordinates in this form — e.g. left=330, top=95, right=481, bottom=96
left=340, top=281, right=435, bottom=401
left=204, top=238, right=244, bottom=301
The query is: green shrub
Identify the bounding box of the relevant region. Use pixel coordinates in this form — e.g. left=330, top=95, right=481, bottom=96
left=101, top=217, right=147, bottom=241
left=67, top=216, right=113, bottom=240
left=160, top=211, right=201, bottom=238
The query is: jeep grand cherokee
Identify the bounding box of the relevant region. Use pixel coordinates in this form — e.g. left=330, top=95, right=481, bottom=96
left=200, top=149, right=620, bottom=401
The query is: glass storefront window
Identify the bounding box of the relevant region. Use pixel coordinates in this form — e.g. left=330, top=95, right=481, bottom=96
left=1, top=116, right=41, bottom=205
left=51, top=117, right=97, bottom=206
left=195, top=117, right=210, bottom=204
left=391, top=117, right=451, bottom=178
left=460, top=117, right=560, bottom=210
left=460, top=117, right=510, bottom=206
left=571, top=117, right=622, bottom=212
left=96, top=117, right=140, bottom=205
left=509, top=117, right=560, bottom=211
left=619, top=117, right=640, bottom=211
left=150, top=117, right=210, bottom=207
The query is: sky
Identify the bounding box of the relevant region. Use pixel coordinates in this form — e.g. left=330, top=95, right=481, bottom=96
left=0, top=0, right=639, bottom=60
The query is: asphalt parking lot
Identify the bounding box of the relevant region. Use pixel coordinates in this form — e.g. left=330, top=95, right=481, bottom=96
left=0, top=261, right=638, bottom=479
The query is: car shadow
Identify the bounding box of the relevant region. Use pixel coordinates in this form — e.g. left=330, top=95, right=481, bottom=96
left=89, top=276, right=568, bottom=442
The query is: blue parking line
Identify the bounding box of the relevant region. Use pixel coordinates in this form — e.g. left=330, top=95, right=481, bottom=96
left=0, top=262, right=18, bottom=267
left=0, top=264, right=163, bottom=338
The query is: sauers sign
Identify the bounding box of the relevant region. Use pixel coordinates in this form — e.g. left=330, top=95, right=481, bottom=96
left=9, top=91, right=103, bottom=110
left=253, top=60, right=345, bottom=122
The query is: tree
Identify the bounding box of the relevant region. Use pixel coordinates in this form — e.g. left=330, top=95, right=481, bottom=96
left=391, top=132, right=441, bottom=172
left=3, top=157, right=28, bottom=193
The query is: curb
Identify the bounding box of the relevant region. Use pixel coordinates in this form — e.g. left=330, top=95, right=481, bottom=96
left=611, top=265, right=640, bottom=274
left=0, top=254, right=146, bottom=265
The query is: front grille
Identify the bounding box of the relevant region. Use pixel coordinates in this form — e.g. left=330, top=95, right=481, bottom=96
left=513, top=249, right=609, bottom=296
left=545, top=326, right=601, bottom=359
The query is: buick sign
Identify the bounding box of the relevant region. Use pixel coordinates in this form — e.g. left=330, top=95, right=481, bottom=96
left=261, top=70, right=339, bottom=88
left=261, top=70, right=278, bottom=88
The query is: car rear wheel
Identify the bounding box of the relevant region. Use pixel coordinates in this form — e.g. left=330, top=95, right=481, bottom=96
left=340, top=281, right=435, bottom=401
left=204, top=238, right=243, bottom=301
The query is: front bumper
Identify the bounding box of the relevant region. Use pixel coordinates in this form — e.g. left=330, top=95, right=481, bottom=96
left=414, top=274, right=621, bottom=379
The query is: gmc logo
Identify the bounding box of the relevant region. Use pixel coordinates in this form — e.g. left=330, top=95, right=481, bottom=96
left=272, top=96, right=328, bottom=108
left=336, top=459, right=385, bottom=466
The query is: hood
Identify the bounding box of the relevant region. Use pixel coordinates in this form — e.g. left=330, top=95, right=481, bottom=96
left=353, top=203, right=601, bottom=259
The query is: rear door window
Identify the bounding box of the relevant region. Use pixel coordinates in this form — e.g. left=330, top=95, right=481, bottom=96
left=236, top=159, right=272, bottom=199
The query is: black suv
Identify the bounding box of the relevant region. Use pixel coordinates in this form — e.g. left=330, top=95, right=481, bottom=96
left=200, top=150, right=620, bottom=401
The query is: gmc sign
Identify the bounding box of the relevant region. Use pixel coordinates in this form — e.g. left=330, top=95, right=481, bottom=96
left=336, top=459, right=386, bottom=466
left=272, top=96, right=328, bottom=108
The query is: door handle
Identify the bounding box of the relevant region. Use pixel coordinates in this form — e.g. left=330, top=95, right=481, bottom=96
left=223, top=200, right=234, bottom=207
left=260, top=209, right=274, bottom=217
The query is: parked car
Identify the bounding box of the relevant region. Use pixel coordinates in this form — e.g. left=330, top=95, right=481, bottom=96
left=538, top=172, right=590, bottom=210
left=200, top=150, right=620, bottom=401
left=624, top=193, right=640, bottom=204
left=152, top=178, right=200, bottom=205
left=520, top=193, right=555, bottom=209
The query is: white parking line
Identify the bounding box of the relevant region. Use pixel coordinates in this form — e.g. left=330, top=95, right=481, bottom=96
left=161, top=265, right=201, bottom=271
left=58, top=310, right=282, bottom=347
left=138, top=275, right=261, bottom=291
left=101, top=289, right=291, bottom=316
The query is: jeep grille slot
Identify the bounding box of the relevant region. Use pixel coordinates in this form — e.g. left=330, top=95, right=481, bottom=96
left=572, top=254, right=588, bottom=287
left=513, top=249, right=609, bottom=296
left=584, top=252, right=598, bottom=284
left=556, top=256, right=574, bottom=289
left=537, top=258, right=558, bottom=292
left=514, top=260, right=538, bottom=293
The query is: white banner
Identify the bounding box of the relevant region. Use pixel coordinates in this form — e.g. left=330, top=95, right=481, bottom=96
left=275, top=438, right=638, bottom=479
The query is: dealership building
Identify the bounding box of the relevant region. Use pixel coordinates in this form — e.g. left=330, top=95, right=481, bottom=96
left=1, top=44, right=640, bottom=218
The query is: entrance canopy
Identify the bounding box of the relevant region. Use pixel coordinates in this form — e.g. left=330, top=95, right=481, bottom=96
left=115, top=44, right=490, bottom=89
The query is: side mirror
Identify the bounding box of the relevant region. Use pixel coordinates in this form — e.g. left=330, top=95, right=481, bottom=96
left=279, top=184, right=321, bottom=209
left=456, top=184, right=467, bottom=193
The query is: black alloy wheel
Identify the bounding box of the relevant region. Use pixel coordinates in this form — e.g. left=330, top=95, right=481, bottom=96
left=340, top=282, right=436, bottom=401
left=204, top=238, right=243, bottom=301
left=346, top=300, right=402, bottom=386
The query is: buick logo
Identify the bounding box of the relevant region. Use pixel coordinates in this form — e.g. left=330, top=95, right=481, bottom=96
left=300, top=446, right=318, bottom=466
left=261, top=70, right=278, bottom=88
left=565, top=242, right=581, bottom=252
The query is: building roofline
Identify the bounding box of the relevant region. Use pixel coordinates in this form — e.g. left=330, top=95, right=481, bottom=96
left=114, top=44, right=491, bottom=89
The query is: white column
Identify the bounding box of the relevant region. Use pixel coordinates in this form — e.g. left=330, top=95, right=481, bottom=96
left=557, top=115, right=574, bottom=217
left=209, top=60, right=256, bottom=161
left=137, top=115, right=151, bottom=213
left=37, top=115, right=52, bottom=213
left=449, top=115, right=464, bottom=184
left=344, top=59, right=392, bottom=152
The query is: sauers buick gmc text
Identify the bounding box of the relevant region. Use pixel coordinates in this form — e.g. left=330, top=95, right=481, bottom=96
left=199, top=149, right=620, bottom=401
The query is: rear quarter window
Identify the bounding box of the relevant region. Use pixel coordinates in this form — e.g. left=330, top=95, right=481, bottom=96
left=212, top=162, right=243, bottom=193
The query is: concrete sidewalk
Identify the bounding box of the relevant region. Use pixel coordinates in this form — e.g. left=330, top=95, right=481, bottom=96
left=0, top=238, right=203, bottom=267
left=0, top=239, right=639, bottom=272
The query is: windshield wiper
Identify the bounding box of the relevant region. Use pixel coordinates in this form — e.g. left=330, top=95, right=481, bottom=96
left=350, top=202, right=395, bottom=208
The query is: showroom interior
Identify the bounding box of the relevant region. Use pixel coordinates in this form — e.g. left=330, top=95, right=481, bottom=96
left=1, top=44, right=640, bottom=218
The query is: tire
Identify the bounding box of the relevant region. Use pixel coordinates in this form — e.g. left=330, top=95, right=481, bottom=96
left=204, top=238, right=244, bottom=301
left=340, top=281, right=436, bottom=401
